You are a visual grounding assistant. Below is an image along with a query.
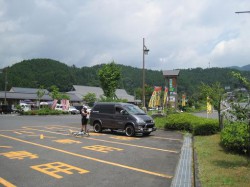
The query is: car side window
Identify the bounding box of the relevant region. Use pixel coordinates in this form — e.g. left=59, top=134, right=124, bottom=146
left=100, top=105, right=115, bottom=114
left=120, top=109, right=129, bottom=115
left=115, top=107, right=122, bottom=114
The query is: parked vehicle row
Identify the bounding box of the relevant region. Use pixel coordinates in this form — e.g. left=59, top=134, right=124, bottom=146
left=0, top=105, right=13, bottom=114
left=55, top=104, right=80, bottom=114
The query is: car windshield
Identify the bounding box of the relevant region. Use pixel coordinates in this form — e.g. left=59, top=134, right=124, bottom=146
left=123, top=105, right=145, bottom=115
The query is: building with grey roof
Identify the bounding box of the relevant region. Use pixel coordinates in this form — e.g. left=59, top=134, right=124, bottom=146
left=68, top=85, right=135, bottom=103
left=10, top=87, right=49, bottom=94
left=162, top=70, right=180, bottom=77
left=0, top=85, right=135, bottom=106
left=0, top=87, right=82, bottom=106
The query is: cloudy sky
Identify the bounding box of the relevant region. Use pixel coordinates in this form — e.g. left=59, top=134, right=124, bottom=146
left=0, top=0, right=250, bottom=70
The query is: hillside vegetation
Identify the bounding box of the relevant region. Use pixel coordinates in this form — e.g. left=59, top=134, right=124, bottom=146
left=0, top=58, right=249, bottom=98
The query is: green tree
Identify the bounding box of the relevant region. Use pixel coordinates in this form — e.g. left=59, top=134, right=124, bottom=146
left=199, top=82, right=225, bottom=129
left=227, top=71, right=250, bottom=163
left=60, top=93, right=70, bottom=100
left=83, top=93, right=97, bottom=107
left=49, top=85, right=61, bottom=100
left=98, top=61, right=121, bottom=98
left=99, top=96, right=128, bottom=103
left=36, top=86, right=45, bottom=109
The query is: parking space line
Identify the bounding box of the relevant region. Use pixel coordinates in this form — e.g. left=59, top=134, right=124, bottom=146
left=22, top=127, right=70, bottom=135
left=0, top=146, right=12, bottom=148
left=109, top=136, right=139, bottom=140
left=86, top=137, right=179, bottom=153
left=0, top=177, right=16, bottom=187
left=0, top=134, right=172, bottom=179
left=0, top=129, right=26, bottom=132
left=22, top=127, right=179, bottom=153
left=53, top=139, right=82, bottom=144
left=152, top=137, right=182, bottom=141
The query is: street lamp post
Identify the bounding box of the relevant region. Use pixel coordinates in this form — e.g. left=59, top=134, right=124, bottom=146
left=0, top=68, right=8, bottom=105
left=4, top=68, right=8, bottom=105
left=142, top=38, right=149, bottom=108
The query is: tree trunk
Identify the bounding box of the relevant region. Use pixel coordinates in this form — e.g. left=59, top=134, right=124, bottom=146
left=218, top=102, right=223, bottom=130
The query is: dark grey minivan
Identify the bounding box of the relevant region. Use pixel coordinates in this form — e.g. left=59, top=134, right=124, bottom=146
left=89, top=102, right=156, bottom=136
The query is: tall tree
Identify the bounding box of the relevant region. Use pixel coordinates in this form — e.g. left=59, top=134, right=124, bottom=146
left=49, top=85, right=61, bottom=100
left=227, top=71, right=250, bottom=163
left=36, top=86, right=45, bottom=109
left=83, top=93, right=97, bottom=107
left=199, top=82, right=225, bottom=129
left=98, top=61, right=121, bottom=98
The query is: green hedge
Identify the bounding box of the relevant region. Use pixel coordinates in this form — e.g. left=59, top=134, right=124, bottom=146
left=22, top=108, right=69, bottom=115
left=154, top=113, right=219, bottom=135
left=220, top=122, right=250, bottom=154
left=192, top=118, right=219, bottom=135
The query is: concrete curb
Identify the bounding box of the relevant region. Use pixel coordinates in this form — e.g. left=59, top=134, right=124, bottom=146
left=171, top=134, right=193, bottom=187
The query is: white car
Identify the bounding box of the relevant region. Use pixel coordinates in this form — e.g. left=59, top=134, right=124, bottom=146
left=55, top=104, right=63, bottom=111
left=68, top=106, right=80, bottom=114
left=20, top=103, right=31, bottom=112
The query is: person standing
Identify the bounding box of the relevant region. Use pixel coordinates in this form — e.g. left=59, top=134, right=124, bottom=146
left=80, top=106, right=89, bottom=134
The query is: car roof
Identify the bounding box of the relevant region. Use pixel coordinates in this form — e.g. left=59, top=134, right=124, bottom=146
left=93, top=102, right=133, bottom=107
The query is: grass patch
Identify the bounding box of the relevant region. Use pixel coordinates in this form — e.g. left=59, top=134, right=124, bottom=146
left=195, top=134, right=250, bottom=187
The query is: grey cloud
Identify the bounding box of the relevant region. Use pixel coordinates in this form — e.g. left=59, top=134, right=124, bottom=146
left=0, top=0, right=250, bottom=70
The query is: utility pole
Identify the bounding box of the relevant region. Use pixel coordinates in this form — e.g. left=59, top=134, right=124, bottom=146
left=0, top=67, right=8, bottom=105
left=142, top=38, right=149, bottom=108
left=4, top=68, right=7, bottom=105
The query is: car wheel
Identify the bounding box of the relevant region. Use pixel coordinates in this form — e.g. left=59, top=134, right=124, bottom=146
left=93, top=122, right=102, bottom=133
left=143, top=132, right=151, bottom=136
left=125, top=125, right=135, bottom=137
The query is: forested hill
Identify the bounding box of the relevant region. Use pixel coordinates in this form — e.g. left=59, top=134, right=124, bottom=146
left=0, top=58, right=249, bottom=97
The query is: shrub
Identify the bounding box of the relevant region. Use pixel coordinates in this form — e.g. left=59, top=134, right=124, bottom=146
left=220, top=122, right=250, bottom=154
left=154, top=113, right=219, bottom=135
left=165, top=113, right=193, bottom=131
left=154, top=117, right=166, bottom=129
left=192, top=118, right=219, bottom=135
left=22, top=109, right=69, bottom=115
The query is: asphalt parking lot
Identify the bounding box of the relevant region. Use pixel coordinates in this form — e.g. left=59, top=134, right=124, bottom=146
left=0, top=115, right=183, bottom=187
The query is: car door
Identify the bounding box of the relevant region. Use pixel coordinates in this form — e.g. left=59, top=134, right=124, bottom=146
left=99, top=105, right=115, bottom=128
left=113, top=106, right=128, bottom=129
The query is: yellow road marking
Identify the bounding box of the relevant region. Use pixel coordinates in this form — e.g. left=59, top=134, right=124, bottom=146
left=86, top=137, right=178, bottom=153
left=26, top=135, right=55, bottom=139
left=50, top=125, right=182, bottom=141
left=152, top=137, right=182, bottom=141
left=110, top=136, right=139, bottom=140
left=82, top=145, right=123, bottom=153
left=22, top=127, right=70, bottom=135
left=13, top=131, right=22, bottom=135
left=0, top=150, right=38, bottom=160
left=0, top=146, right=12, bottom=148
left=0, top=177, right=16, bottom=187
left=46, top=125, right=106, bottom=135
left=0, top=129, right=25, bottom=132
left=22, top=127, right=178, bottom=153
left=53, top=139, right=82, bottom=144
left=31, top=162, right=89, bottom=179
left=18, top=131, right=36, bottom=134
left=0, top=133, right=172, bottom=179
